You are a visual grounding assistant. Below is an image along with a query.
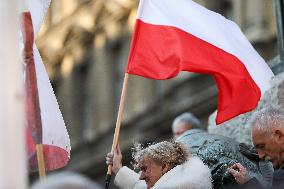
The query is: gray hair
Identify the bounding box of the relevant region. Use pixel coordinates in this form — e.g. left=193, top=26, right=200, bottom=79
left=250, top=107, right=284, bottom=134
left=172, top=112, right=203, bottom=130
left=31, top=172, right=102, bottom=189
left=133, top=141, right=189, bottom=169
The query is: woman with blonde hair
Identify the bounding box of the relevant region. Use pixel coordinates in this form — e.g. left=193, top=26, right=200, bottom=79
left=106, top=141, right=212, bottom=189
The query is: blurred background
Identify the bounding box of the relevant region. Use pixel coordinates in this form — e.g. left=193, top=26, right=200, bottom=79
left=35, top=0, right=278, bottom=187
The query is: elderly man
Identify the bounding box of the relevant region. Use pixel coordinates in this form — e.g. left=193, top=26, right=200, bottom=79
left=172, top=112, right=205, bottom=139
left=228, top=108, right=284, bottom=189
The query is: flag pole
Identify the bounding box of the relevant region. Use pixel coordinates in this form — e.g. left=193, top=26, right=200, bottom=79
left=36, top=144, right=46, bottom=179
left=105, top=73, right=129, bottom=189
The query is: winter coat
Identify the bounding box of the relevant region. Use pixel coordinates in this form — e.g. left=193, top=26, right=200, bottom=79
left=114, top=156, right=212, bottom=189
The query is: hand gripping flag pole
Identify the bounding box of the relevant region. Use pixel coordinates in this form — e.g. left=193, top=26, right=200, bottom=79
left=105, top=73, right=129, bottom=189
left=21, top=12, right=46, bottom=180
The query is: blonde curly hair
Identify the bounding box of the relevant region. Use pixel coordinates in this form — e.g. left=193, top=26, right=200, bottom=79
left=133, top=141, right=189, bottom=169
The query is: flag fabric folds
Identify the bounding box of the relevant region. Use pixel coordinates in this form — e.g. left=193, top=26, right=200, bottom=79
left=19, top=0, right=71, bottom=171
left=126, top=0, right=274, bottom=124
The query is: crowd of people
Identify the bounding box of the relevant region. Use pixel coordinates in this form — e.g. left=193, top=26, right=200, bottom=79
left=106, top=108, right=284, bottom=189
left=31, top=108, right=284, bottom=189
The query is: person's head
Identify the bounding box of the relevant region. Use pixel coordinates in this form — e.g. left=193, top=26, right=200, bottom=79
left=31, top=171, right=102, bottom=189
left=172, top=112, right=203, bottom=139
left=250, top=107, right=284, bottom=168
left=133, top=141, right=189, bottom=189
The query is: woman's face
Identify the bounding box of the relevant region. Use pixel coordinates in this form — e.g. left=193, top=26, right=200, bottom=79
left=138, top=158, right=169, bottom=189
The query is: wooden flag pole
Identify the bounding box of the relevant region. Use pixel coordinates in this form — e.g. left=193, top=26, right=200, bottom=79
left=36, top=144, right=46, bottom=180
left=105, top=73, right=129, bottom=189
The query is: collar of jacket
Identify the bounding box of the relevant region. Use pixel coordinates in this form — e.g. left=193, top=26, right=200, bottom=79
left=151, top=156, right=212, bottom=189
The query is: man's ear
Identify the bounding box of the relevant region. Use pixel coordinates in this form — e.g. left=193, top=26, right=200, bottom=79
left=275, top=129, right=284, bottom=144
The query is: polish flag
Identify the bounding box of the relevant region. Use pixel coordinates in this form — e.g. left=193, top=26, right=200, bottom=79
left=20, top=0, right=70, bottom=171
left=126, top=0, right=274, bottom=124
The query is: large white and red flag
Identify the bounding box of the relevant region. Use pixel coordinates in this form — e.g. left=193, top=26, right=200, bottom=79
left=19, top=0, right=70, bottom=171
left=127, top=0, right=274, bottom=124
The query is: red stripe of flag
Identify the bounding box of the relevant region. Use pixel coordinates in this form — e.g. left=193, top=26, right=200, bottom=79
left=127, top=19, right=261, bottom=124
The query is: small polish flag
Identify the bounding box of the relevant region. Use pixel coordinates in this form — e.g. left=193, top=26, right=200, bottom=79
left=19, top=0, right=70, bottom=171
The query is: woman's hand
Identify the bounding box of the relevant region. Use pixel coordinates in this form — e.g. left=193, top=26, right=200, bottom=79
left=228, top=163, right=250, bottom=185
left=106, top=144, right=123, bottom=174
